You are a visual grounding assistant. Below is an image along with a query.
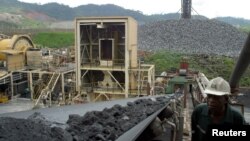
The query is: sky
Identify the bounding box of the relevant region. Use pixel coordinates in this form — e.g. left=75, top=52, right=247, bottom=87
left=19, top=0, right=250, bottom=20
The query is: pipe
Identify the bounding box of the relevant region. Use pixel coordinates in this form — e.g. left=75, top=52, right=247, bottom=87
left=229, top=33, right=250, bottom=94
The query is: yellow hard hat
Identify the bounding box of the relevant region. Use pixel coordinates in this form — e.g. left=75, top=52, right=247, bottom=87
left=204, top=77, right=230, bottom=96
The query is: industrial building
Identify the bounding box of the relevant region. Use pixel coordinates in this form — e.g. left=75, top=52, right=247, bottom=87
left=0, top=34, right=75, bottom=107
left=75, top=17, right=155, bottom=101
left=0, top=15, right=249, bottom=141
left=0, top=16, right=156, bottom=106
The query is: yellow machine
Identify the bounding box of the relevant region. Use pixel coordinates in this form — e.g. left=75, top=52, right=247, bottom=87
left=0, top=34, right=35, bottom=71
left=0, top=34, right=34, bottom=60
left=0, top=34, right=35, bottom=102
left=0, top=92, right=8, bottom=103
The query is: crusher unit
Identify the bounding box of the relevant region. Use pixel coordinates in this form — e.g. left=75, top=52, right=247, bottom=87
left=75, top=16, right=155, bottom=101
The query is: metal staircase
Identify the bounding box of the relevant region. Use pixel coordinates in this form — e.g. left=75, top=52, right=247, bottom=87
left=33, top=74, right=52, bottom=99
left=47, top=73, right=60, bottom=91
left=33, top=73, right=60, bottom=107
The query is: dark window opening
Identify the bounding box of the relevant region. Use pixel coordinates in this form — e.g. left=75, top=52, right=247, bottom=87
left=100, top=39, right=113, bottom=60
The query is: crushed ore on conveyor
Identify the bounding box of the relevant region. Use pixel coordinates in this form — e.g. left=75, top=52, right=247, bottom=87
left=0, top=114, right=72, bottom=141
left=0, top=95, right=177, bottom=141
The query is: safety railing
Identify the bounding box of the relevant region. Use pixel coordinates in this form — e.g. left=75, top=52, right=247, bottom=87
left=81, top=82, right=125, bottom=93
left=80, top=82, right=149, bottom=95
left=47, top=73, right=60, bottom=91
left=33, top=74, right=53, bottom=99
left=81, top=58, right=125, bottom=69
left=33, top=73, right=60, bottom=107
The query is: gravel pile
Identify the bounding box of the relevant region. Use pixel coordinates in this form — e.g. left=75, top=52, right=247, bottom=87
left=66, top=97, right=170, bottom=141
left=0, top=116, right=72, bottom=141
left=0, top=96, right=177, bottom=141
left=138, top=19, right=248, bottom=56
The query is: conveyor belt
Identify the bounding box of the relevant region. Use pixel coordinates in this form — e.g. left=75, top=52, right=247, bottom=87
left=0, top=95, right=171, bottom=123
left=117, top=94, right=182, bottom=141
left=0, top=94, right=180, bottom=141
left=116, top=106, right=167, bottom=141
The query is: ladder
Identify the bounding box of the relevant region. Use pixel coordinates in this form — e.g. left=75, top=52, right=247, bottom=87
left=33, top=73, right=60, bottom=107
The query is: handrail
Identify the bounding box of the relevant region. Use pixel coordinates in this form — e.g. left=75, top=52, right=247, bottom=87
left=33, top=74, right=52, bottom=99
left=33, top=73, right=60, bottom=107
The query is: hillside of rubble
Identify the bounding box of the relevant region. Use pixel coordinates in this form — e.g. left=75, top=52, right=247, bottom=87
left=138, top=19, right=248, bottom=57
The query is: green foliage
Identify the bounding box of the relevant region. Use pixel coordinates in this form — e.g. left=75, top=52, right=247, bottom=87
left=145, top=51, right=183, bottom=74
left=0, top=6, right=47, bottom=29
left=32, top=32, right=74, bottom=48
left=145, top=51, right=250, bottom=87
left=0, top=7, right=19, bottom=13
left=239, top=25, right=250, bottom=33
left=215, top=17, right=250, bottom=27
left=20, top=18, right=47, bottom=28
left=241, top=77, right=250, bottom=86
left=33, top=3, right=75, bottom=20
left=0, top=1, right=237, bottom=24
left=26, top=31, right=250, bottom=87
left=0, top=21, right=18, bottom=28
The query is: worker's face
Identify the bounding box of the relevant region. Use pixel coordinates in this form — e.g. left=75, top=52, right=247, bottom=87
left=207, top=94, right=227, bottom=113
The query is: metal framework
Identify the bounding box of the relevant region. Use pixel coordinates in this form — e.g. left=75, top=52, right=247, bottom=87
left=75, top=17, right=155, bottom=101
left=0, top=46, right=76, bottom=107
left=181, top=0, right=192, bottom=19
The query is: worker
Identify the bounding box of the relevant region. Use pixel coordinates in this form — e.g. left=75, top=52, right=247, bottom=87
left=42, top=94, right=47, bottom=106
left=191, top=77, right=246, bottom=141
left=58, top=92, right=63, bottom=105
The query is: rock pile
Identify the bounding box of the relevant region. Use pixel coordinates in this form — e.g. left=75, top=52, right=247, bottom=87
left=138, top=19, right=248, bottom=56
left=66, top=98, right=168, bottom=141
left=0, top=116, right=72, bottom=141
left=0, top=96, right=175, bottom=141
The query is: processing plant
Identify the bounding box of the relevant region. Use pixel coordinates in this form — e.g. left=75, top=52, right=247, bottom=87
left=75, top=17, right=155, bottom=102
left=0, top=15, right=249, bottom=141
